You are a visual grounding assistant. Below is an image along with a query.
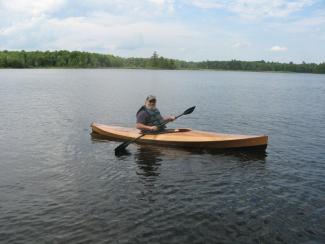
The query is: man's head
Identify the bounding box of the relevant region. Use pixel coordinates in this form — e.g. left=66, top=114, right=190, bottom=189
left=145, top=95, right=157, bottom=110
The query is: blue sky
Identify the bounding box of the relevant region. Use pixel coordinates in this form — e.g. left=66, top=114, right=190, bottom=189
left=0, top=0, right=324, bottom=63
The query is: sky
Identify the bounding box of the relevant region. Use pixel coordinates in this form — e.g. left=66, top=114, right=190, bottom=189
left=0, top=0, right=325, bottom=63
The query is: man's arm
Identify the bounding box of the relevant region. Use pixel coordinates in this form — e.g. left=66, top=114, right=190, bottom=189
left=136, top=123, right=158, bottom=131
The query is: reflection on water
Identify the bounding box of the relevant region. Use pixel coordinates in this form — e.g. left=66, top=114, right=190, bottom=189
left=134, top=146, right=163, bottom=177
left=91, top=132, right=267, bottom=164
left=214, top=149, right=267, bottom=162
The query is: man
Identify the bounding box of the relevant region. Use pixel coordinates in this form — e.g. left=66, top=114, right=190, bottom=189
left=136, top=95, right=175, bottom=133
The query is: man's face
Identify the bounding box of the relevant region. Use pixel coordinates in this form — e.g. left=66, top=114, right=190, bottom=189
left=146, top=99, right=156, bottom=110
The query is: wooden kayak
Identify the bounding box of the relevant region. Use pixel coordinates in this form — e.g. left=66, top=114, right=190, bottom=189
left=91, top=123, right=268, bottom=150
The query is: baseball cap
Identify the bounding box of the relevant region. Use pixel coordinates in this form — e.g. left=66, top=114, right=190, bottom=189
left=146, top=95, right=156, bottom=101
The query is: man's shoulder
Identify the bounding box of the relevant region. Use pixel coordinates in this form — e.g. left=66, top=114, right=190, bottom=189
left=137, top=110, right=148, bottom=117
left=136, top=110, right=149, bottom=123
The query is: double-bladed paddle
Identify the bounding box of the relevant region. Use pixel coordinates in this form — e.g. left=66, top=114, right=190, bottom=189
left=114, top=106, right=196, bottom=155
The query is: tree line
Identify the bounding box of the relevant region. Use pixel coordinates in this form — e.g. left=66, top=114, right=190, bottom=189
left=1, top=50, right=324, bottom=74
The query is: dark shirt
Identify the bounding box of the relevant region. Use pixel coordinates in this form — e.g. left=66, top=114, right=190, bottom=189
left=136, top=108, right=165, bottom=133
left=136, top=110, right=149, bottom=124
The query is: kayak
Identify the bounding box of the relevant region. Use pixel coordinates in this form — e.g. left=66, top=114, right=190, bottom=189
left=91, top=123, right=268, bottom=150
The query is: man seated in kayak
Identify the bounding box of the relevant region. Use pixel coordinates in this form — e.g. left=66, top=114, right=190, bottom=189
left=136, top=95, right=175, bottom=133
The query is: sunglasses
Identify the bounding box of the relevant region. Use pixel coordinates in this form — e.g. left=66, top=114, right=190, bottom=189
left=148, top=100, right=156, bottom=103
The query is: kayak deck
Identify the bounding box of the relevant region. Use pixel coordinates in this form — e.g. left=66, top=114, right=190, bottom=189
left=91, top=123, right=268, bottom=150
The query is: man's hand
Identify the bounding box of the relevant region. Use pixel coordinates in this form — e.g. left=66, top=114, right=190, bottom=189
left=149, top=126, right=159, bottom=131
left=166, top=116, right=176, bottom=122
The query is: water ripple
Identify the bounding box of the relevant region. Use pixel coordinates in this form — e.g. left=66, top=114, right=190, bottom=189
left=1, top=69, right=325, bottom=243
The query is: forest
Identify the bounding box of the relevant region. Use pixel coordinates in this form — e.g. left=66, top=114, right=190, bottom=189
left=1, top=50, right=325, bottom=74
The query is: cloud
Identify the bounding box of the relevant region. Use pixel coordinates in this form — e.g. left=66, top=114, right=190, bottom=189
left=149, top=0, right=175, bottom=13
left=189, top=0, right=314, bottom=19
left=0, top=0, right=65, bottom=18
left=149, top=0, right=165, bottom=5
left=231, top=0, right=314, bottom=19
left=269, top=14, right=325, bottom=33
left=0, top=0, right=324, bottom=62
left=190, top=0, right=224, bottom=9
left=232, top=41, right=250, bottom=48
left=0, top=10, right=197, bottom=55
left=270, top=46, right=288, bottom=52
left=0, top=0, right=181, bottom=53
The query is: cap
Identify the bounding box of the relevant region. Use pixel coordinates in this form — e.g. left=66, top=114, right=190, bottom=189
left=146, top=95, right=156, bottom=101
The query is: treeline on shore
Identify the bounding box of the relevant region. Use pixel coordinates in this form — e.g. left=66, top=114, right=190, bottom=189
left=1, top=50, right=325, bottom=74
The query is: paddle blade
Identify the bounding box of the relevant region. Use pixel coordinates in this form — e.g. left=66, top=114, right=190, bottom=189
left=114, top=141, right=131, bottom=155
left=183, top=106, right=196, bottom=115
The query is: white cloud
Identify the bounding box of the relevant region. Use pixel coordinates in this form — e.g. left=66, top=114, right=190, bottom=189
left=0, top=0, right=324, bottom=62
left=190, top=0, right=224, bottom=9
left=0, top=11, right=197, bottom=55
left=0, top=0, right=180, bottom=53
left=231, top=0, right=314, bottom=19
left=232, top=41, right=250, bottom=48
left=189, top=0, right=314, bottom=19
left=280, top=15, right=325, bottom=32
left=149, top=0, right=165, bottom=5
left=270, top=46, right=288, bottom=52
left=149, top=0, right=175, bottom=13
left=0, top=0, right=65, bottom=17
left=0, top=0, right=175, bottom=26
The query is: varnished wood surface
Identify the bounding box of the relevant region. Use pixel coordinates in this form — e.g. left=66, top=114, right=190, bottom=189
left=91, top=123, right=268, bottom=149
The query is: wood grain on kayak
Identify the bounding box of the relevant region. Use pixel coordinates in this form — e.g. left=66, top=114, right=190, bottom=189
left=91, top=123, right=268, bottom=149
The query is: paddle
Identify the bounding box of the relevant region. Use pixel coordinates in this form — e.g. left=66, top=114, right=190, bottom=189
left=114, top=106, right=196, bottom=155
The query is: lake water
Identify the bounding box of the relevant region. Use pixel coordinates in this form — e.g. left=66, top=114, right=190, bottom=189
left=0, top=69, right=324, bottom=243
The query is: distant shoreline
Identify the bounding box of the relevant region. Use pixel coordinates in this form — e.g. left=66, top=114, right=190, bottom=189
left=2, top=67, right=325, bottom=76
left=1, top=50, right=324, bottom=74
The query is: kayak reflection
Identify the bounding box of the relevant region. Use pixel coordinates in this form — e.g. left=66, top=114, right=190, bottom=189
left=134, top=144, right=267, bottom=163
left=90, top=132, right=267, bottom=162
left=134, top=145, right=163, bottom=177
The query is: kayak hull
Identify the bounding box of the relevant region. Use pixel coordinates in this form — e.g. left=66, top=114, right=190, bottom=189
left=91, top=123, right=268, bottom=150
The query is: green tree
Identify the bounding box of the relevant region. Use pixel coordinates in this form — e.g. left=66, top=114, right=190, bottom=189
left=0, top=50, right=324, bottom=74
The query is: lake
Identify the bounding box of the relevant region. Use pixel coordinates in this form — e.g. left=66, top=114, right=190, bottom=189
left=0, top=69, right=324, bottom=243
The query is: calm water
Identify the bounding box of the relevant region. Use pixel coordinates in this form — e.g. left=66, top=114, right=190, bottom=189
left=0, top=69, right=324, bottom=243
